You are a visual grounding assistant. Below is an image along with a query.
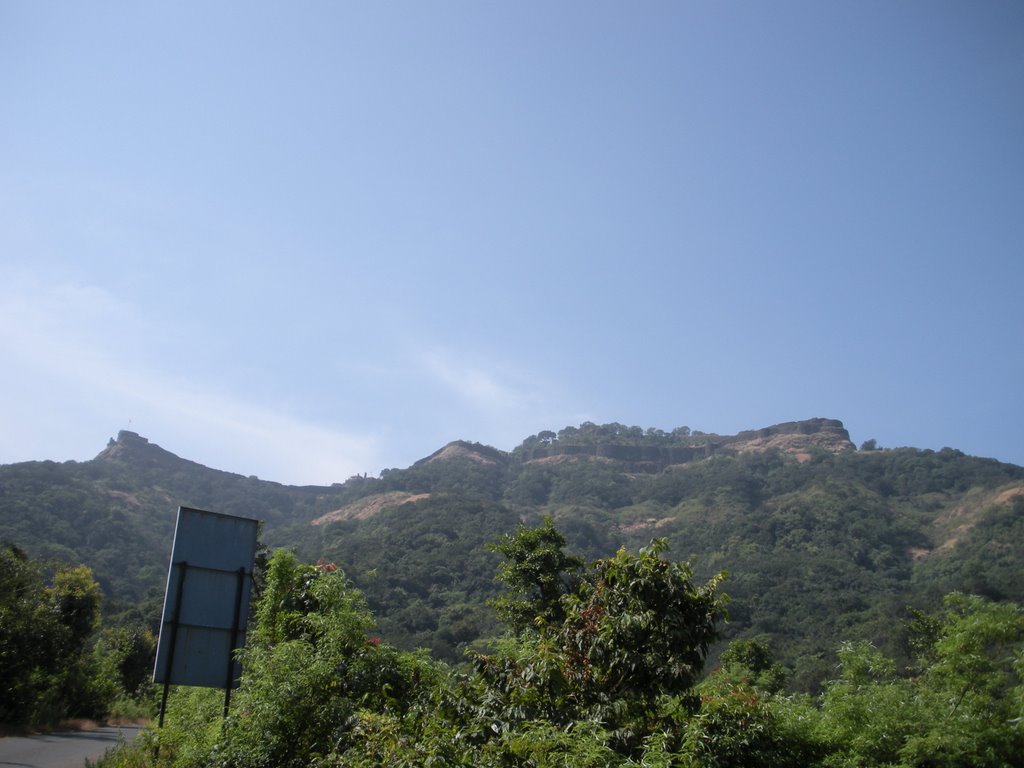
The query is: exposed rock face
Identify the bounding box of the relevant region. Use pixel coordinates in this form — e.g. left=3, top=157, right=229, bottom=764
left=95, top=430, right=229, bottom=476
left=96, top=430, right=182, bottom=468
left=516, top=418, right=854, bottom=472
left=728, top=418, right=855, bottom=456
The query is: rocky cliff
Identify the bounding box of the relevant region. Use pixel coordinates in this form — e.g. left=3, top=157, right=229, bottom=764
left=512, top=418, right=853, bottom=471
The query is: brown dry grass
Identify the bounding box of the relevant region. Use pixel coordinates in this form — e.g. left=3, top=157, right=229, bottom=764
left=919, top=481, right=1024, bottom=558
left=313, top=492, right=430, bottom=526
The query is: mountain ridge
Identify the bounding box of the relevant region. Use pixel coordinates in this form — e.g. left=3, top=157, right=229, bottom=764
left=511, top=417, right=854, bottom=470
left=2, top=416, right=1022, bottom=691
left=88, top=417, right=854, bottom=487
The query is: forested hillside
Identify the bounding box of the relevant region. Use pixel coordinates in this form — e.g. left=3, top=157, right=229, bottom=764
left=98, top=537, right=1024, bottom=768
left=2, top=419, right=1022, bottom=693
left=0, top=431, right=351, bottom=620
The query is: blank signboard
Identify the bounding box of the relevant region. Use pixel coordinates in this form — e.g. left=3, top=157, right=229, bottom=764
left=153, top=507, right=259, bottom=689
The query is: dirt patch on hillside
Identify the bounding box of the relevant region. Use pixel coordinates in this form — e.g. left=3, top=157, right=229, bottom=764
left=995, top=486, right=1024, bottom=505
left=103, top=489, right=144, bottom=507
left=526, top=454, right=616, bottom=467
left=933, top=503, right=982, bottom=554
left=929, top=482, right=1024, bottom=555
left=620, top=517, right=675, bottom=534
left=313, top=492, right=430, bottom=525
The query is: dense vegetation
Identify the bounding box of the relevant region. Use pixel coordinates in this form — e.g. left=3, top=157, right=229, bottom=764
left=0, top=432, right=351, bottom=624
left=317, top=494, right=517, bottom=661
left=2, top=420, right=1023, bottom=730
left=0, top=545, right=154, bottom=727
left=93, top=523, right=1024, bottom=767
left=306, top=438, right=1024, bottom=690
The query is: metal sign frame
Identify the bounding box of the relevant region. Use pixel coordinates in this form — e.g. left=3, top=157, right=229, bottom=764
left=153, top=506, right=259, bottom=722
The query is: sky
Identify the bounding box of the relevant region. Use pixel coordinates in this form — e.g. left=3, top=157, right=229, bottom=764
left=1, top=2, right=1022, bottom=485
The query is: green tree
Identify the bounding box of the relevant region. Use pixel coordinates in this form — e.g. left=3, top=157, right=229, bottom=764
left=718, top=636, right=788, bottom=694
left=817, top=641, right=919, bottom=766
left=818, top=594, right=1024, bottom=767
left=92, top=623, right=157, bottom=701
left=0, top=545, right=61, bottom=723
left=0, top=547, right=107, bottom=725
left=677, top=670, right=826, bottom=768
left=560, top=539, right=725, bottom=704
left=48, top=564, right=102, bottom=654
left=476, top=527, right=727, bottom=756
left=486, top=516, right=583, bottom=631
left=899, top=593, right=1024, bottom=767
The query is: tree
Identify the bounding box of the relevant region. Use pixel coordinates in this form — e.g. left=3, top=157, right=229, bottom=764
left=678, top=669, right=826, bottom=767
left=48, top=564, right=102, bottom=653
left=718, top=637, right=788, bottom=694
left=818, top=594, right=1024, bottom=767
left=899, top=593, right=1024, bottom=766
left=1, top=545, right=60, bottom=723
left=560, top=539, right=725, bottom=703
left=93, top=624, right=157, bottom=698
left=817, top=641, right=919, bottom=766
left=476, top=525, right=728, bottom=756
left=0, top=546, right=105, bottom=725
left=486, top=516, right=583, bottom=631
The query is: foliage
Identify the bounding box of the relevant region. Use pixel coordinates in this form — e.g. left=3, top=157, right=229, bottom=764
left=317, top=493, right=518, bottom=663
left=560, top=539, right=725, bottom=703
left=817, top=594, right=1024, bottom=767
left=0, top=434, right=345, bottom=618
left=216, top=550, right=378, bottom=767
left=486, top=515, right=582, bottom=630
left=89, top=622, right=159, bottom=722
left=0, top=545, right=121, bottom=726
left=4, top=424, right=1024, bottom=704
left=144, top=550, right=453, bottom=768
left=94, top=536, right=1024, bottom=768
left=717, top=637, right=788, bottom=694
left=473, top=528, right=728, bottom=756
left=677, top=672, right=826, bottom=767
left=1, top=544, right=61, bottom=723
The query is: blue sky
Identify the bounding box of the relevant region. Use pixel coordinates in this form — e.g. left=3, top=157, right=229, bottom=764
left=2, top=2, right=1022, bottom=484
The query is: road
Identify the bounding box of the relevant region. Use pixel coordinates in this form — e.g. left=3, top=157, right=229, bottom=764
left=0, top=725, right=143, bottom=768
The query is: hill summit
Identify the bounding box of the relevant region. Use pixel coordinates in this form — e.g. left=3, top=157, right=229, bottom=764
left=96, top=430, right=207, bottom=473
left=507, top=417, right=854, bottom=471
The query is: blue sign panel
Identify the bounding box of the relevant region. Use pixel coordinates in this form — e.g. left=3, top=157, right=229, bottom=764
left=153, top=507, right=259, bottom=689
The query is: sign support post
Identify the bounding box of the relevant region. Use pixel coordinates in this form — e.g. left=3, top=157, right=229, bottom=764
left=224, top=566, right=247, bottom=718
left=157, top=560, right=189, bottom=728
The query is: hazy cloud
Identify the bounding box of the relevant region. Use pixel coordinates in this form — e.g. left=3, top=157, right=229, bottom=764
left=408, top=344, right=586, bottom=452
left=0, top=271, right=383, bottom=484
left=416, top=347, right=533, bottom=413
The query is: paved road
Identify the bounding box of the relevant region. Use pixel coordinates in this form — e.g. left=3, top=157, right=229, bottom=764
left=0, top=725, right=143, bottom=768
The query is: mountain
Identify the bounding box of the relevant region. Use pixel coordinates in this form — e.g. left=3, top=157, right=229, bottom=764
left=2, top=419, right=1022, bottom=691
left=0, top=430, right=354, bottom=620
